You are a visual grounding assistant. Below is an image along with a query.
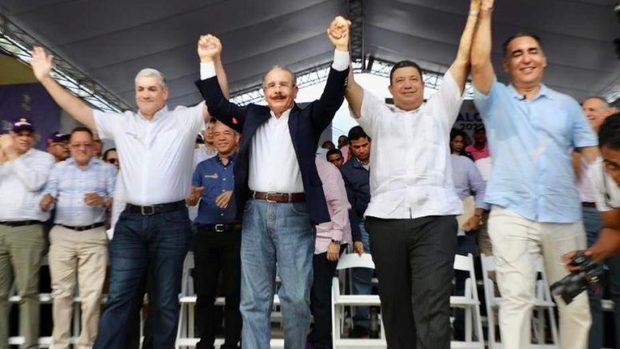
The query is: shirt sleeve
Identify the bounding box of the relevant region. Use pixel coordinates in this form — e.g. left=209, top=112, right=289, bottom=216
left=473, top=77, right=501, bottom=121
left=569, top=100, right=598, bottom=148
left=43, top=163, right=60, bottom=197
left=10, top=151, right=55, bottom=192
left=359, top=89, right=389, bottom=136
left=322, top=163, right=351, bottom=241
left=589, top=160, right=612, bottom=212
left=93, top=110, right=125, bottom=141
left=174, top=102, right=205, bottom=135
left=428, top=71, right=465, bottom=128
left=192, top=163, right=203, bottom=187
left=466, top=159, right=490, bottom=210
left=105, top=165, right=117, bottom=197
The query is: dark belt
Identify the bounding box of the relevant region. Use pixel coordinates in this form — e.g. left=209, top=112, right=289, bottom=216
left=125, top=200, right=186, bottom=216
left=0, top=220, right=42, bottom=227
left=582, top=202, right=596, bottom=208
left=250, top=191, right=305, bottom=203
left=198, top=223, right=242, bottom=233
left=60, top=222, right=105, bottom=232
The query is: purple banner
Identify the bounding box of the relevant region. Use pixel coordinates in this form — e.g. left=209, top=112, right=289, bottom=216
left=0, top=83, right=60, bottom=150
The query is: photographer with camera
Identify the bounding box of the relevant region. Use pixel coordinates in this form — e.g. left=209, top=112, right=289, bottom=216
left=563, top=113, right=620, bottom=347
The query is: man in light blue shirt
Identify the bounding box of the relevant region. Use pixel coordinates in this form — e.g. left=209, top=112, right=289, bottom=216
left=40, top=127, right=116, bottom=349
left=470, top=1, right=598, bottom=348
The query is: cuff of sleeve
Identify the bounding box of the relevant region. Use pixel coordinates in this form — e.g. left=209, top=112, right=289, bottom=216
left=332, top=49, right=349, bottom=72
left=200, top=62, right=216, bottom=80
left=331, top=229, right=344, bottom=242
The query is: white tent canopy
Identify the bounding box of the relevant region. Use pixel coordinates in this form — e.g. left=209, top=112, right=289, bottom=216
left=1, top=0, right=619, bottom=108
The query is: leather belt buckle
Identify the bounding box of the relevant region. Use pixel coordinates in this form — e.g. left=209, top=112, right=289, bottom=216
left=214, top=224, right=225, bottom=233
left=141, top=206, right=155, bottom=216
left=264, top=192, right=278, bottom=203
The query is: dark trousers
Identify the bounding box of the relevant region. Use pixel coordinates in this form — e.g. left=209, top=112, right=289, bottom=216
left=365, top=215, right=457, bottom=349
left=308, top=246, right=346, bottom=349
left=93, top=207, right=192, bottom=349
left=193, top=226, right=242, bottom=349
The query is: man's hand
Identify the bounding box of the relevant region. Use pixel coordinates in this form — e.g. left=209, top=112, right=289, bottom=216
left=197, top=34, right=222, bottom=63
left=30, top=46, right=54, bottom=82
left=462, top=215, right=482, bottom=233
left=353, top=241, right=364, bottom=256
left=0, top=135, right=17, bottom=160
left=327, top=16, right=351, bottom=51
left=480, top=0, right=494, bottom=12
left=186, top=186, right=204, bottom=206
left=39, top=194, right=55, bottom=212
left=327, top=241, right=341, bottom=262
left=215, top=190, right=233, bottom=209
left=84, top=193, right=106, bottom=207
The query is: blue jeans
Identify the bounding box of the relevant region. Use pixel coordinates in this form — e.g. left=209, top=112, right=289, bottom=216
left=240, top=199, right=314, bottom=349
left=352, top=222, right=372, bottom=328
left=94, top=207, right=192, bottom=349
left=582, top=206, right=603, bottom=349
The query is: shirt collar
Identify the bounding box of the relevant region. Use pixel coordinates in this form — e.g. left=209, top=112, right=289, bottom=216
left=66, top=156, right=100, bottom=169
left=387, top=102, right=424, bottom=114
left=269, top=106, right=293, bottom=120
left=138, top=105, right=170, bottom=120
left=508, top=83, right=552, bottom=101
left=216, top=152, right=237, bottom=167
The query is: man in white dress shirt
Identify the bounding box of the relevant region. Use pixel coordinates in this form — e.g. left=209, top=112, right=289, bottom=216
left=342, top=1, right=480, bottom=347
left=0, top=118, right=55, bottom=349
left=29, top=46, right=228, bottom=349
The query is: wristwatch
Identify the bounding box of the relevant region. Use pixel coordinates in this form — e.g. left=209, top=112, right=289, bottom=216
left=331, top=239, right=341, bottom=244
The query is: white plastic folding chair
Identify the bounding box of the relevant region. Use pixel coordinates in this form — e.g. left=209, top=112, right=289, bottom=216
left=331, top=253, right=386, bottom=349
left=450, top=254, right=485, bottom=349
left=481, top=254, right=559, bottom=349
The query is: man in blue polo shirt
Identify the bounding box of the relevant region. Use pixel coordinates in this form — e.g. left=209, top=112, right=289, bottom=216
left=186, top=120, right=241, bottom=349
left=470, top=1, right=599, bottom=348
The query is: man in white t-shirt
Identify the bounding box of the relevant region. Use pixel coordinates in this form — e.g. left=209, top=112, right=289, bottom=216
left=342, top=1, right=480, bottom=347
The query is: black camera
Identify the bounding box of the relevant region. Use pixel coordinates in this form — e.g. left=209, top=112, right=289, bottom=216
left=550, top=251, right=602, bottom=304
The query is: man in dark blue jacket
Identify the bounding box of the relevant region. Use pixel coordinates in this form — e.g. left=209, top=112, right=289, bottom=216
left=340, top=125, right=373, bottom=337
left=195, top=17, right=351, bottom=349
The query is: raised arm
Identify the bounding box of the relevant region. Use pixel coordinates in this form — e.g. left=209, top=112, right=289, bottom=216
left=310, top=16, right=351, bottom=131
left=470, top=0, right=495, bottom=95
left=345, top=64, right=364, bottom=119
left=446, top=0, right=481, bottom=93
left=30, top=47, right=96, bottom=130
left=196, top=35, right=246, bottom=133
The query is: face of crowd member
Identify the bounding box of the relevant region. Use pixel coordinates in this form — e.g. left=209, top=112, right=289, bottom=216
left=204, top=121, right=216, bottom=146
left=135, top=75, right=169, bottom=118
left=602, top=145, right=620, bottom=185
left=92, top=134, right=102, bottom=158
left=451, top=135, right=465, bottom=154
left=503, top=36, right=547, bottom=88
left=322, top=140, right=335, bottom=150
left=350, top=137, right=371, bottom=163
left=47, top=140, right=69, bottom=162
left=13, top=131, right=35, bottom=155
left=212, top=121, right=239, bottom=157
left=473, top=129, right=486, bottom=146
left=104, top=149, right=119, bottom=170
left=582, top=98, right=614, bottom=132
left=388, top=66, right=425, bottom=111
left=263, top=68, right=298, bottom=116
left=327, top=152, right=344, bottom=169
left=338, top=135, right=348, bottom=148
left=69, top=131, right=95, bottom=167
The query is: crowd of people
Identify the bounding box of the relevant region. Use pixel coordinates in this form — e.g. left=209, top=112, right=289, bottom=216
left=0, top=0, right=620, bottom=348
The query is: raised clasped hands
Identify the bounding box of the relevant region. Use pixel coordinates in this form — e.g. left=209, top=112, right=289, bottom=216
left=197, top=34, right=222, bottom=63
left=327, top=16, right=351, bottom=51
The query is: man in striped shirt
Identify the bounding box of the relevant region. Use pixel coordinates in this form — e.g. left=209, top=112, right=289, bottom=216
left=40, top=127, right=116, bottom=349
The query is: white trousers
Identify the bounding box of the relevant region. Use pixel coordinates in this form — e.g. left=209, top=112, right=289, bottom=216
left=488, top=206, right=591, bottom=349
